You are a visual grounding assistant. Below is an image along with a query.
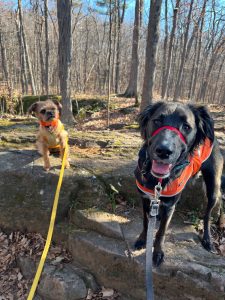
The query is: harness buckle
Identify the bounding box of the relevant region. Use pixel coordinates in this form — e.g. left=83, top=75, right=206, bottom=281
left=149, top=181, right=162, bottom=217
left=150, top=199, right=159, bottom=217
left=154, top=181, right=162, bottom=201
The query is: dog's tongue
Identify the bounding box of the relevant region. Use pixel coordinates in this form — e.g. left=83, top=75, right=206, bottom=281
left=152, top=160, right=172, bottom=175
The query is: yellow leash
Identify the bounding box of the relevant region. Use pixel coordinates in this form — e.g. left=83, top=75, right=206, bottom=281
left=27, top=140, right=68, bottom=300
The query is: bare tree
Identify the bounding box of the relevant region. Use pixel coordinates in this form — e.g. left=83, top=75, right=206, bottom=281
left=107, top=0, right=113, bottom=127
left=18, top=0, right=37, bottom=95
left=57, top=0, right=74, bottom=124
left=124, top=0, right=143, bottom=101
left=0, top=28, right=9, bottom=86
left=173, top=0, right=194, bottom=101
left=161, top=0, right=180, bottom=99
left=44, top=0, right=49, bottom=96
left=114, top=0, right=126, bottom=94
left=141, top=0, right=163, bottom=111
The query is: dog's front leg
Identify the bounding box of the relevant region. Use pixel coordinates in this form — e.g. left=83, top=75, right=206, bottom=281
left=153, top=195, right=180, bottom=266
left=134, top=195, right=150, bottom=249
left=37, top=140, right=50, bottom=171
left=59, top=133, right=70, bottom=169
left=201, top=154, right=223, bottom=252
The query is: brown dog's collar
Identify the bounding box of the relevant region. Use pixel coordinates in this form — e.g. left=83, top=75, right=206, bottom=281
left=40, top=118, right=59, bottom=128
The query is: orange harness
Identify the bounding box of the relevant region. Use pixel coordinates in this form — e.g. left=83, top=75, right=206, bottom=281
left=39, top=118, right=64, bottom=150
left=136, top=138, right=213, bottom=198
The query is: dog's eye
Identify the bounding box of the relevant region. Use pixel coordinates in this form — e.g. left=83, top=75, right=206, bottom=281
left=40, top=109, right=46, bottom=114
left=183, top=123, right=191, bottom=132
left=153, top=119, right=161, bottom=126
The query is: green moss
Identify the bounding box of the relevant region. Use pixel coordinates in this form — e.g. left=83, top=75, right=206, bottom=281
left=124, top=123, right=139, bottom=129
left=72, top=98, right=106, bottom=115
left=20, top=95, right=61, bottom=113
left=0, top=119, right=15, bottom=127
left=19, top=94, right=107, bottom=116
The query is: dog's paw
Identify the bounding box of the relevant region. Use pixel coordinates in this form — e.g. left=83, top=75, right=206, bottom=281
left=153, top=250, right=164, bottom=267
left=201, top=239, right=216, bottom=253
left=134, top=238, right=146, bottom=250
left=44, top=165, right=51, bottom=171
left=65, top=161, right=70, bottom=169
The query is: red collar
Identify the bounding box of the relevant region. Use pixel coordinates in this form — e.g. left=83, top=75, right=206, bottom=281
left=151, top=126, right=186, bottom=144
left=40, top=118, right=59, bottom=128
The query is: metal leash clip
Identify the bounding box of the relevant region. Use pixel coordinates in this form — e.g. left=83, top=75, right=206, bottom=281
left=149, top=182, right=162, bottom=217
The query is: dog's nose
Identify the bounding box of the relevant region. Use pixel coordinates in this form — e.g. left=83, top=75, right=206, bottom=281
left=47, top=111, right=54, bottom=117
left=155, top=143, right=173, bottom=159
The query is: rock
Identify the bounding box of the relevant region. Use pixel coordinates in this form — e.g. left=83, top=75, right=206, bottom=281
left=0, top=150, right=80, bottom=234
left=37, top=264, right=87, bottom=300
left=17, top=255, right=36, bottom=279
left=68, top=216, right=225, bottom=300
left=70, top=209, right=127, bottom=240
left=68, top=229, right=146, bottom=300
left=66, top=264, right=99, bottom=292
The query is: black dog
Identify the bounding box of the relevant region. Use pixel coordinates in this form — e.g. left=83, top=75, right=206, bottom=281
left=134, top=102, right=224, bottom=266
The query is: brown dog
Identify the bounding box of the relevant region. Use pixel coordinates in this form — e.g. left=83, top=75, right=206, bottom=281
left=28, top=100, right=70, bottom=171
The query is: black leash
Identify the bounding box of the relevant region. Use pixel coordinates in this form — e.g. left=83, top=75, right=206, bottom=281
left=145, top=182, right=162, bottom=300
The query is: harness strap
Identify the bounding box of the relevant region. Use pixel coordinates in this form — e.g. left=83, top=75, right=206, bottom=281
left=151, top=126, right=186, bottom=144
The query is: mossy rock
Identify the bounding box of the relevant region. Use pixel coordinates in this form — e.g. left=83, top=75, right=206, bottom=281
left=19, top=95, right=106, bottom=116
left=19, top=95, right=61, bottom=113
left=72, top=98, right=106, bottom=116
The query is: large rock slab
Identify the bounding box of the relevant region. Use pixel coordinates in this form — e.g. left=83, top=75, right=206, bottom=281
left=0, top=150, right=79, bottom=234
left=70, top=209, right=128, bottom=240
left=0, top=146, right=224, bottom=299
left=68, top=229, right=145, bottom=300
left=68, top=210, right=225, bottom=300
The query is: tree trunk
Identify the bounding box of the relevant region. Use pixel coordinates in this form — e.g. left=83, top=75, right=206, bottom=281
left=0, top=30, right=9, bottom=85
left=124, top=0, right=142, bottom=99
left=107, top=0, right=112, bottom=127
left=160, top=0, right=168, bottom=98
left=198, top=40, right=225, bottom=102
left=161, top=0, right=180, bottom=99
left=44, top=0, right=49, bottom=96
left=173, top=0, right=194, bottom=101
left=57, top=0, right=74, bottom=125
left=115, top=0, right=126, bottom=94
left=18, top=0, right=37, bottom=95
left=15, top=14, right=28, bottom=94
left=141, top=0, right=163, bottom=111
left=212, top=55, right=225, bottom=103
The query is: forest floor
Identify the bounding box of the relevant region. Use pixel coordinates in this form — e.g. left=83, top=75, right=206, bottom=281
left=1, top=95, right=225, bottom=299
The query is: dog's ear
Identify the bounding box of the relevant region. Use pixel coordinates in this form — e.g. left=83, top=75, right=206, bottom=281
left=189, top=105, right=214, bottom=147
left=28, top=102, right=39, bottom=115
left=138, top=102, right=164, bottom=140
left=52, top=99, right=62, bottom=115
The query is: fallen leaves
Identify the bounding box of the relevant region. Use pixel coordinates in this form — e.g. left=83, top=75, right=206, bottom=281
left=0, top=230, right=71, bottom=300
left=211, top=224, right=225, bottom=256
left=0, top=230, right=119, bottom=300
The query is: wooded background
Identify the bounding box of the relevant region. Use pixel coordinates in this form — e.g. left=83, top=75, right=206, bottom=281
left=0, top=0, right=224, bottom=106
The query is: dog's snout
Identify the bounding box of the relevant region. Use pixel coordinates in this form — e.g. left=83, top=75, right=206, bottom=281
left=47, top=111, right=54, bottom=117
left=155, top=143, right=173, bottom=159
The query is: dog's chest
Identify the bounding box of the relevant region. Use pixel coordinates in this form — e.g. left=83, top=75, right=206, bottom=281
left=40, top=127, right=60, bottom=147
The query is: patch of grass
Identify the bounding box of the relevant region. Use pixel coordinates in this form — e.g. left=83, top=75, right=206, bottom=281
left=186, top=210, right=201, bottom=230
